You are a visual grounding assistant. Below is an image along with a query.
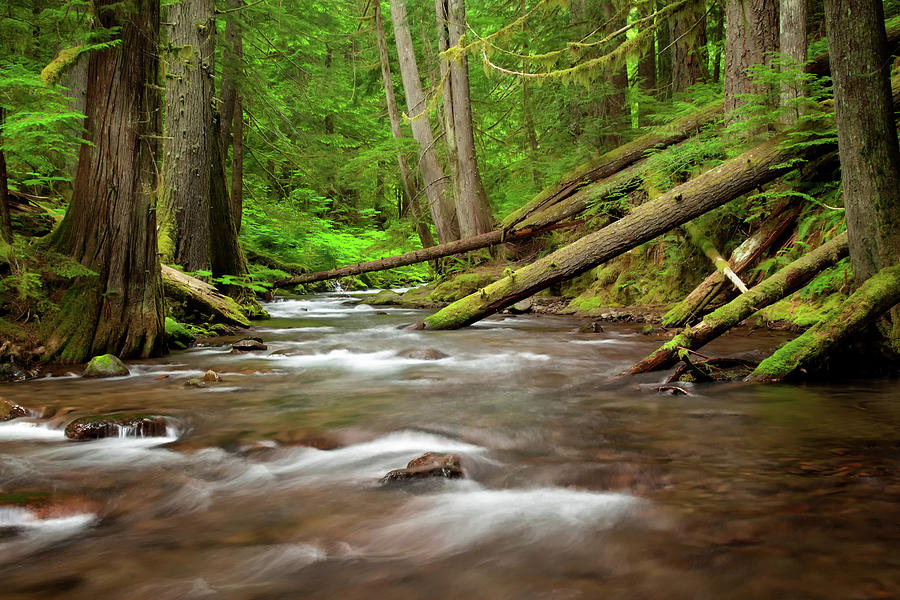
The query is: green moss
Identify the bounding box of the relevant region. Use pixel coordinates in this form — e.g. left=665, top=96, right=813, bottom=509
left=428, top=273, right=496, bottom=303
left=757, top=293, right=843, bottom=328
left=165, top=317, right=195, bottom=350
left=83, top=354, right=129, bottom=377
left=40, top=46, right=84, bottom=85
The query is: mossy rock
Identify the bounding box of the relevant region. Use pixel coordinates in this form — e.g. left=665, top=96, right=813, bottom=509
left=82, top=354, right=129, bottom=378
left=64, top=414, right=168, bottom=440
left=165, top=317, right=195, bottom=350
left=0, top=398, right=28, bottom=421
left=428, top=273, right=496, bottom=303
left=368, top=290, right=403, bottom=305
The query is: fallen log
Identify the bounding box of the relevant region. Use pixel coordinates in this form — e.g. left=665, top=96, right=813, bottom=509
left=501, top=101, right=723, bottom=231
left=272, top=220, right=583, bottom=287
left=421, top=136, right=831, bottom=330
left=661, top=200, right=802, bottom=327
left=747, top=262, right=900, bottom=382
left=161, top=264, right=251, bottom=327
left=629, top=232, right=849, bottom=375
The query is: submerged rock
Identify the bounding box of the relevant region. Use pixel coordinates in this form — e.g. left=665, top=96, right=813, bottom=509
left=380, top=452, right=464, bottom=487
left=0, top=398, right=28, bottom=421
left=399, top=348, right=448, bottom=361
left=577, top=321, right=604, bottom=333
left=232, top=337, right=267, bottom=352
left=64, top=414, right=169, bottom=441
left=82, top=354, right=129, bottom=378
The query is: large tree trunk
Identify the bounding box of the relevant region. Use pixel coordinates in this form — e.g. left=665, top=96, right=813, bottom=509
left=377, top=2, right=436, bottom=249
left=780, top=0, right=808, bottom=125
left=636, top=3, right=657, bottom=126
left=390, top=0, right=459, bottom=243
left=435, top=0, right=461, bottom=215
left=220, top=0, right=244, bottom=233
left=47, top=0, right=165, bottom=362
left=447, top=0, right=494, bottom=238
left=724, top=0, right=778, bottom=119
left=631, top=232, right=849, bottom=375
left=0, top=107, right=12, bottom=245
left=748, top=262, right=900, bottom=382
left=670, top=0, right=707, bottom=93
left=661, top=199, right=802, bottom=327
left=422, top=136, right=830, bottom=330
left=161, top=0, right=216, bottom=271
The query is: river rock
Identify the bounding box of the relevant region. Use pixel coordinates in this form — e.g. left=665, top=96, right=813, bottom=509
left=508, top=299, right=533, bottom=314
left=64, top=414, right=169, bottom=441
left=232, top=337, right=267, bottom=352
left=0, top=398, right=28, bottom=421
left=203, top=370, right=222, bottom=383
left=82, top=354, right=129, bottom=378
left=0, top=362, right=27, bottom=383
left=577, top=321, right=604, bottom=333
left=399, top=348, right=448, bottom=361
left=380, top=452, right=464, bottom=487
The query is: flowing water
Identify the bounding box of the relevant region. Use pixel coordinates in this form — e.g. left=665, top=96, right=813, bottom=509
left=1, top=292, right=899, bottom=599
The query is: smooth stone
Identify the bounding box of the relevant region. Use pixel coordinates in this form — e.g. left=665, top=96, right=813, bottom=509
left=203, top=370, right=222, bottom=383
left=232, top=338, right=267, bottom=352
left=380, top=452, right=464, bottom=487
left=508, top=299, right=533, bottom=314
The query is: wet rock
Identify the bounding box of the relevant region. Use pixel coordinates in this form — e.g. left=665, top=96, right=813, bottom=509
left=369, top=290, right=403, bottom=305
left=232, top=337, right=267, bottom=352
left=0, top=398, right=28, bottom=421
left=64, top=414, right=169, bottom=441
left=403, top=321, right=426, bottom=331
left=203, top=370, right=222, bottom=383
left=508, top=299, right=533, bottom=314
left=185, top=378, right=206, bottom=388
left=577, top=321, right=604, bottom=333
left=380, top=452, right=464, bottom=487
left=375, top=311, right=389, bottom=316
left=82, top=354, right=129, bottom=378
left=399, top=348, right=448, bottom=361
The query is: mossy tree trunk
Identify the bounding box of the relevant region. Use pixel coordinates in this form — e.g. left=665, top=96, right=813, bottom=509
left=423, top=136, right=830, bottom=330
left=632, top=232, right=849, bottom=375
left=0, top=107, right=13, bottom=245
left=47, top=0, right=165, bottom=362
left=748, top=263, right=900, bottom=382
left=724, top=0, right=777, bottom=120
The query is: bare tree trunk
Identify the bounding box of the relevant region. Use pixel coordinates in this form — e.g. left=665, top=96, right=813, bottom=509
left=780, top=0, right=808, bottom=125
left=656, top=0, right=673, bottom=97
left=435, top=0, right=461, bottom=210
left=231, top=95, right=244, bottom=233
left=390, top=0, right=459, bottom=243
left=636, top=3, right=657, bottom=126
left=712, top=1, right=725, bottom=82
left=376, top=2, right=436, bottom=249
left=724, top=0, right=778, bottom=119
left=0, top=107, right=12, bottom=245
left=447, top=0, right=493, bottom=237
left=632, top=233, right=849, bottom=375
left=670, top=0, right=707, bottom=93
left=48, top=0, right=165, bottom=362
left=162, top=0, right=215, bottom=271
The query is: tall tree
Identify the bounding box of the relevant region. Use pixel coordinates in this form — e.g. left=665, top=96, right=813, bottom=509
left=0, top=107, right=12, bottom=245
left=48, top=0, right=165, bottom=362
left=375, top=1, right=436, bottom=249
left=390, top=0, right=460, bottom=243
left=446, top=0, right=494, bottom=237
left=724, top=0, right=778, bottom=117
left=220, top=0, right=244, bottom=233
left=825, top=0, right=900, bottom=287
left=670, top=0, right=707, bottom=93
left=780, top=0, right=808, bottom=124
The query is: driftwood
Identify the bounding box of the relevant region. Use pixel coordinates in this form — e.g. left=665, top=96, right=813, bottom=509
left=629, top=232, right=849, bottom=375
left=272, top=220, right=583, bottom=287
left=661, top=200, right=802, bottom=327
left=421, top=136, right=832, bottom=330
left=747, top=262, right=900, bottom=382
left=161, top=264, right=250, bottom=327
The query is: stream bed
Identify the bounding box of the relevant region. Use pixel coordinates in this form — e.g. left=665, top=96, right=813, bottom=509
left=1, top=291, right=899, bottom=599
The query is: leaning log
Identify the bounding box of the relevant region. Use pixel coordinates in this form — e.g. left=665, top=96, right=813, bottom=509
left=161, top=265, right=250, bottom=327
left=422, top=137, right=830, bottom=330
left=661, top=200, right=802, bottom=327
left=747, top=262, right=900, bottom=382
left=501, top=101, right=723, bottom=230
left=630, top=232, right=849, bottom=375
left=272, top=220, right=582, bottom=288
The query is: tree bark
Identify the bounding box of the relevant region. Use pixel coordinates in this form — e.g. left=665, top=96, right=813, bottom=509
left=661, top=199, right=802, bottom=327
left=447, top=0, right=494, bottom=238
left=632, top=232, right=849, bottom=375
left=220, top=0, right=244, bottom=232
left=161, top=264, right=250, bottom=327
left=161, top=0, right=217, bottom=271
left=670, top=0, right=707, bottom=93
left=0, top=107, right=13, bottom=245
left=390, top=0, right=459, bottom=243
left=435, top=0, right=461, bottom=215
left=422, top=136, right=830, bottom=330
left=272, top=219, right=582, bottom=288
left=656, top=0, right=673, bottom=97
left=825, top=0, right=900, bottom=285
left=724, top=0, right=778, bottom=118
left=636, top=2, right=657, bottom=126
left=748, top=262, right=900, bottom=382
left=47, top=0, right=166, bottom=362
left=377, top=1, right=435, bottom=249
left=780, top=0, right=808, bottom=125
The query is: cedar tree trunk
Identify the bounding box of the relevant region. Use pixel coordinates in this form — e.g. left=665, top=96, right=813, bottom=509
left=724, top=0, right=778, bottom=118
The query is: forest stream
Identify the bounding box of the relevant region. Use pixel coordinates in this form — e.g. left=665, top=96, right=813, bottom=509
left=1, top=291, right=899, bottom=599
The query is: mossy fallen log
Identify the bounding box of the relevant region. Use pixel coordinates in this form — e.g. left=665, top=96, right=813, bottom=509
left=422, top=137, right=831, bottom=330
left=160, top=265, right=250, bottom=328
left=501, top=101, right=724, bottom=231
left=630, top=232, right=849, bottom=375
left=661, top=200, right=802, bottom=327
left=747, top=262, right=900, bottom=382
